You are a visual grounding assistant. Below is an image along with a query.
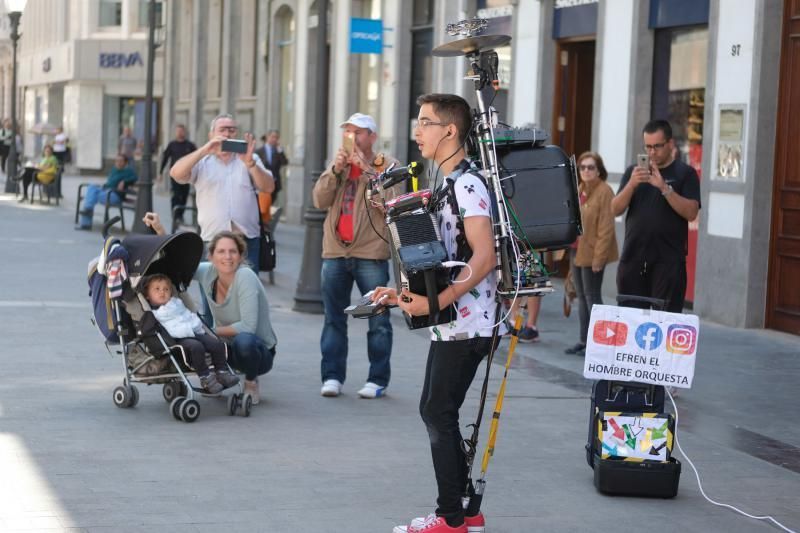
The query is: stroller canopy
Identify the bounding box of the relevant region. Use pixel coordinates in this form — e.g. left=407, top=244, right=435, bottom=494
left=122, top=231, right=204, bottom=290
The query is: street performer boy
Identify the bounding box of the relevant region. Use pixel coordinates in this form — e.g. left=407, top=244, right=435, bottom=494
left=372, top=93, right=500, bottom=533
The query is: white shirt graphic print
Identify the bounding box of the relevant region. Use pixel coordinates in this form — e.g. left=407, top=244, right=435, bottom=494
left=430, top=168, right=500, bottom=341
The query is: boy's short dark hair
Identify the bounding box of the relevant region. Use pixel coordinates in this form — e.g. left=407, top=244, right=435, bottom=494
left=416, top=93, right=472, bottom=144
left=142, top=273, right=171, bottom=295
left=643, top=119, right=673, bottom=140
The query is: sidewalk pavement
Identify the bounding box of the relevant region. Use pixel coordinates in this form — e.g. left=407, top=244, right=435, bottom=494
left=0, top=172, right=798, bottom=533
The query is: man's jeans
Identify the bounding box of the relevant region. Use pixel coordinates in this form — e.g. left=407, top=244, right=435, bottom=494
left=320, top=257, right=392, bottom=387
left=244, top=235, right=260, bottom=274
left=79, top=185, right=120, bottom=227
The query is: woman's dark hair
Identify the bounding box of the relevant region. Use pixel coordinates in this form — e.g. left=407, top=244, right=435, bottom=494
left=416, top=93, right=472, bottom=144
left=208, top=231, right=249, bottom=265
left=577, top=151, right=608, bottom=181
left=116, top=153, right=129, bottom=164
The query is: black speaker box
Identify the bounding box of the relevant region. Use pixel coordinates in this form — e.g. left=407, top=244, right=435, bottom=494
left=497, top=144, right=581, bottom=250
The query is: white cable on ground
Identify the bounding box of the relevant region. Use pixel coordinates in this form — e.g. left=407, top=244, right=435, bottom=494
left=668, top=390, right=797, bottom=533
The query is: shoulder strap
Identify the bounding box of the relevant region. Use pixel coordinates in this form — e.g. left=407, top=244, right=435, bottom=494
left=444, top=160, right=486, bottom=265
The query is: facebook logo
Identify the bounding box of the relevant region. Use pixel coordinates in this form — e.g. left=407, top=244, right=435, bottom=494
left=635, top=322, right=663, bottom=351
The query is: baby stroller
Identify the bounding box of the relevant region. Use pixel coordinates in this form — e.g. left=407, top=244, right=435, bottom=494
left=88, top=217, right=254, bottom=422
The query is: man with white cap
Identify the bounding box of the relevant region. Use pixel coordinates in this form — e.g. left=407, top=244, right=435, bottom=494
left=312, top=112, right=397, bottom=399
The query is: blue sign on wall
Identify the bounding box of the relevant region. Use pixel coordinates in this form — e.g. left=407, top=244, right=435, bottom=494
left=99, top=52, right=144, bottom=68
left=350, top=18, right=383, bottom=54
left=649, top=0, right=709, bottom=29
left=552, top=0, right=598, bottom=40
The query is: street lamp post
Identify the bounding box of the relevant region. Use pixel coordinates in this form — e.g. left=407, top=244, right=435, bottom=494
left=131, top=0, right=159, bottom=233
left=292, top=0, right=329, bottom=314
left=3, top=0, right=26, bottom=194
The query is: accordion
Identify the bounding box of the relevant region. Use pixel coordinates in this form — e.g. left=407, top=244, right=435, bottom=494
left=387, top=204, right=455, bottom=330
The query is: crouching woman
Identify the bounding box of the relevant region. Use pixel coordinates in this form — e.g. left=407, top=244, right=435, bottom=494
left=143, top=212, right=277, bottom=404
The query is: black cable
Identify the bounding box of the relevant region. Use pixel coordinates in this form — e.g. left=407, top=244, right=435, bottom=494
left=362, top=178, right=389, bottom=245
left=428, top=116, right=477, bottom=206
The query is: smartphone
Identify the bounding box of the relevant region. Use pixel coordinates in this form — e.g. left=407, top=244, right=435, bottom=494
left=637, top=153, right=650, bottom=170
left=221, top=139, right=248, bottom=154
left=342, top=132, right=355, bottom=156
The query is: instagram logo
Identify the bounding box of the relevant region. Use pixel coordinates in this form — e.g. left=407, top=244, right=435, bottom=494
left=667, top=324, right=697, bottom=355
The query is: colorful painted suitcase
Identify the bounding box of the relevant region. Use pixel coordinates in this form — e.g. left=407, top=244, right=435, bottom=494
left=590, top=411, right=681, bottom=498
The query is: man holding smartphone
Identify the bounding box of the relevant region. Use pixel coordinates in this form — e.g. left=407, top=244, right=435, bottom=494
left=611, top=119, right=701, bottom=312
left=312, top=112, right=398, bottom=399
left=170, top=113, right=273, bottom=269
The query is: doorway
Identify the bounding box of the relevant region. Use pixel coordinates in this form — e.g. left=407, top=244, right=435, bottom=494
left=549, top=38, right=595, bottom=276
left=551, top=39, right=595, bottom=158
left=766, top=0, right=800, bottom=335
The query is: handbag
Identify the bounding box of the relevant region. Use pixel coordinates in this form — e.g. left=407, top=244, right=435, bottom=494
left=258, top=225, right=276, bottom=272
left=249, top=173, right=277, bottom=272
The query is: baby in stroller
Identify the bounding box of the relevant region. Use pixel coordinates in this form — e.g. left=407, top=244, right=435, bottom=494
left=143, top=274, right=239, bottom=393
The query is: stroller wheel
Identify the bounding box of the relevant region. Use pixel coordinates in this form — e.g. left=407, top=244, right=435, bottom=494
left=180, top=399, right=201, bottom=423
left=227, top=394, right=240, bottom=416
left=162, top=383, right=180, bottom=403
left=127, top=386, right=139, bottom=408
left=113, top=386, right=130, bottom=408
left=240, top=393, right=253, bottom=417
left=170, top=396, right=185, bottom=421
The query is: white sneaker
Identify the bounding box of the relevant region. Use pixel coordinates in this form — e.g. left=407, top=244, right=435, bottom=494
left=357, top=381, right=386, bottom=399
left=320, top=379, right=342, bottom=397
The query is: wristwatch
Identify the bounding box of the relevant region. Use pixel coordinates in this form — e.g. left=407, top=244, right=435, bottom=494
left=662, top=184, right=674, bottom=197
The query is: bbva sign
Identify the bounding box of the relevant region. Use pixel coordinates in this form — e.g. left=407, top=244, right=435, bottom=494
left=99, top=52, right=144, bottom=69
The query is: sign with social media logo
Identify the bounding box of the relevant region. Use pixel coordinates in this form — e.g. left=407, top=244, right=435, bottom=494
left=583, top=305, right=699, bottom=388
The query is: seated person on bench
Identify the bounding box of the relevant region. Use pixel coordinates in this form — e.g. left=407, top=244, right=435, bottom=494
left=19, top=144, right=59, bottom=202
left=75, top=153, right=137, bottom=230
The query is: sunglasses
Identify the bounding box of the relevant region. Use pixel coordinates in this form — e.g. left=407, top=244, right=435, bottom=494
left=579, top=164, right=597, bottom=171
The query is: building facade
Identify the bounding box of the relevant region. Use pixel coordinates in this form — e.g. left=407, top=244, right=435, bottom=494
left=16, top=0, right=165, bottom=171
left=13, top=0, right=792, bottom=334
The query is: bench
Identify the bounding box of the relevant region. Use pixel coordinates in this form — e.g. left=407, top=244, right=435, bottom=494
left=75, top=182, right=138, bottom=231
left=31, top=166, right=63, bottom=206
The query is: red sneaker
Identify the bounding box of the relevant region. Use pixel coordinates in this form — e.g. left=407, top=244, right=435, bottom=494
left=465, top=513, right=485, bottom=533
left=393, top=515, right=468, bottom=533
left=406, top=512, right=484, bottom=533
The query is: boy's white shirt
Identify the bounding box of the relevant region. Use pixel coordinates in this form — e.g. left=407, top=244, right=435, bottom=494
left=152, top=297, right=205, bottom=339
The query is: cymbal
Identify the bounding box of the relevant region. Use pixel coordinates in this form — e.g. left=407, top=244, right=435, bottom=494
left=432, top=34, right=511, bottom=57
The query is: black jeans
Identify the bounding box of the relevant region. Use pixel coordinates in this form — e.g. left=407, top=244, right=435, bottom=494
left=616, top=260, right=687, bottom=312
left=570, top=249, right=605, bottom=344
left=0, top=144, right=9, bottom=174
left=176, top=333, right=227, bottom=375
left=419, top=337, right=493, bottom=527
left=170, top=178, right=190, bottom=220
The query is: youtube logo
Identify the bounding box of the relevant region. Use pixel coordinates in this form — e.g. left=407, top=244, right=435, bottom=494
left=593, top=320, right=628, bottom=346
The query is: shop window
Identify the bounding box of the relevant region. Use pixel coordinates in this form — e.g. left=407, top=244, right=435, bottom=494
left=99, top=0, right=122, bottom=27
left=106, top=97, right=159, bottom=157
left=652, top=26, right=707, bottom=175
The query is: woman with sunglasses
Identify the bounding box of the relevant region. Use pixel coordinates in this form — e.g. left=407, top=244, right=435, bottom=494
left=564, top=152, right=618, bottom=356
